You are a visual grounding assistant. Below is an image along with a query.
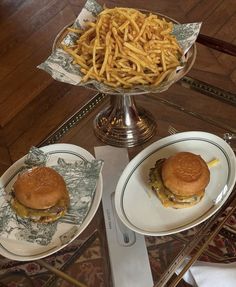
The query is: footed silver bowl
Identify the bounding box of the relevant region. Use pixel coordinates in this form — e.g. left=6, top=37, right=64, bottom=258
left=53, top=11, right=197, bottom=147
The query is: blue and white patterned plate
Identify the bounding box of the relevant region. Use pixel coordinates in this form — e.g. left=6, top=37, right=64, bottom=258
left=0, top=144, right=103, bottom=261
left=115, top=132, right=236, bottom=236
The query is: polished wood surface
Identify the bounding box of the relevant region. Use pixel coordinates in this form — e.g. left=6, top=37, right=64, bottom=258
left=0, top=0, right=235, bottom=175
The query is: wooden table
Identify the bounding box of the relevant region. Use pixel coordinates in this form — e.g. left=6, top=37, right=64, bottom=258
left=0, top=1, right=235, bottom=286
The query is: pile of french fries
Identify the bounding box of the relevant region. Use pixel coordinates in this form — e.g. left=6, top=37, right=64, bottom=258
left=62, top=7, right=182, bottom=88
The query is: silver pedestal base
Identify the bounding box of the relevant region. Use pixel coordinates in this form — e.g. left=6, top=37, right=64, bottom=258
left=93, top=94, right=156, bottom=147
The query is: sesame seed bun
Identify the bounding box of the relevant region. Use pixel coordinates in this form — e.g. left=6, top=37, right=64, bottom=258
left=11, top=166, right=69, bottom=223
left=161, top=152, right=210, bottom=197
left=13, top=166, right=69, bottom=210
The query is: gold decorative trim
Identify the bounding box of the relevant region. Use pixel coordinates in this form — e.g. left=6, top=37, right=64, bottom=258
left=39, top=93, right=106, bottom=146
left=181, top=76, right=236, bottom=106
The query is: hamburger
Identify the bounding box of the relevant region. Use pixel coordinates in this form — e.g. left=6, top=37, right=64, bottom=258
left=149, top=152, right=210, bottom=208
left=11, top=166, right=69, bottom=223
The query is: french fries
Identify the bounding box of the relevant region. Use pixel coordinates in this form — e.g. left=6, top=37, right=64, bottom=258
left=62, top=7, right=183, bottom=88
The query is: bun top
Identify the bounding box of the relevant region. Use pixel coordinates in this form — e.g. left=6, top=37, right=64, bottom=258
left=13, top=166, right=69, bottom=210
left=161, top=152, right=210, bottom=196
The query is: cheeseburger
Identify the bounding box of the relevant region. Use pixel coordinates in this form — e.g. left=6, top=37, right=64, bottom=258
left=149, top=152, right=210, bottom=208
left=11, top=166, right=69, bottom=223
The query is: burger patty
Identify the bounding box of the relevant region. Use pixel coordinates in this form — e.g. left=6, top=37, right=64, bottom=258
left=149, top=159, right=203, bottom=207
left=11, top=197, right=67, bottom=221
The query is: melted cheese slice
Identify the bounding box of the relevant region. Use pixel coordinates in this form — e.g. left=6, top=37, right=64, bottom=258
left=11, top=198, right=66, bottom=219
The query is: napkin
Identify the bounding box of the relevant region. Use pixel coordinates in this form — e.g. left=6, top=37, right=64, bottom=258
left=176, top=259, right=236, bottom=287
left=94, top=146, right=153, bottom=287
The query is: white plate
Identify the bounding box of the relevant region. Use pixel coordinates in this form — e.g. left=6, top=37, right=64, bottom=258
left=115, top=132, right=236, bottom=236
left=0, top=144, right=103, bottom=261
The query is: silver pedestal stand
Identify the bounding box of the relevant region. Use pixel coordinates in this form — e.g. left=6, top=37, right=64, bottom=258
left=94, top=93, right=156, bottom=147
